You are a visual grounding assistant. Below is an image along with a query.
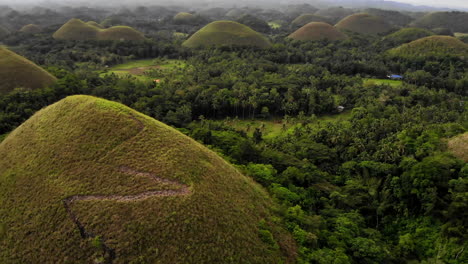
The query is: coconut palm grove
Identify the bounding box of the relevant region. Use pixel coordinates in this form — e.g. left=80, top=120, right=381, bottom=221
left=0, top=0, right=467, bottom=263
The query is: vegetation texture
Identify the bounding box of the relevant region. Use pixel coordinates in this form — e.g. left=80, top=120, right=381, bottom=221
left=0, top=95, right=295, bottom=264
left=0, top=47, right=56, bottom=94
left=447, top=132, right=468, bottom=162
left=288, top=22, right=348, bottom=42
left=335, top=13, right=393, bottom=35
left=182, top=21, right=271, bottom=49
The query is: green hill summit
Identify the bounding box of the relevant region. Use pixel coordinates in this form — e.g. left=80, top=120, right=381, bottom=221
left=53, top=18, right=145, bottom=41
left=288, top=22, right=347, bottom=41
left=335, top=13, right=393, bottom=35
left=0, top=95, right=296, bottom=263
left=182, top=20, right=271, bottom=48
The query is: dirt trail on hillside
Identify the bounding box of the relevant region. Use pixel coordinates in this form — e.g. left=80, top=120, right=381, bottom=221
left=62, top=115, right=191, bottom=264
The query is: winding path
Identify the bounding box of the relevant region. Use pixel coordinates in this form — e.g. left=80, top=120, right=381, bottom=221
left=62, top=115, right=191, bottom=263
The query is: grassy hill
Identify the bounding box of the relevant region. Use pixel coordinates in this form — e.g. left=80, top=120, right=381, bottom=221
left=411, top=11, right=468, bottom=33
left=288, top=22, right=347, bottom=42
left=291, top=14, right=331, bottom=27
left=0, top=95, right=296, bottom=263
left=364, top=8, right=413, bottom=26
left=447, top=132, right=468, bottom=162
left=97, top=26, right=146, bottom=41
left=0, top=47, right=56, bottom=94
left=53, top=18, right=146, bottom=41
left=182, top=20, right=271, bottom=49
left=315, top=7, right=354, bottom=23
left=86, top=21, right=104, bottom=29
left=383, top=27, right=434, bottom=46
left=388, top=35, right=468, bottom=58
left=174, top=12, right=196, bottom=23
left=19, top=24, right=42, bottom=34
left=335, top=13, right=393, bottom=35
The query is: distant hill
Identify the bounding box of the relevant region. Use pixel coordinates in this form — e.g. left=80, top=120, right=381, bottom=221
left=412, top=12, right=468, bottom=33
left=182, top=20, right=271, bottom=49
left=0, top=95, right=296, bottom=263
left=236, top=14, right=271, bottom=33
left=285, top=4, right=319, bottom=19
left=315, top=7, right=355, bottom=23
left=335, top=13, right=393, bottom=35
left=364, top=8, right=413, bottom=26
left=53, top=18, right=146, bottom=41
left=383, top=27, right=434, bottom=46
left=291, top=14, right=331, bottom=27
left=0, top=47, right=56, bottom=94
left=174, top=12, right=196, bottom=23
left=388, top=35, right=468, bottom=58
left=447, top=132, right=468, bottom=162
left=288, top=22, right=347, bottom=42
left=19, top=24, right=42, bottom=34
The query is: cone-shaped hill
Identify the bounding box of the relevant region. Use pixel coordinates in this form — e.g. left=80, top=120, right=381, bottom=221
left=182, top=20, right=271, bottom=48
left=335, top=13, right=393, bottom=35
left=0, top=95, right=296, bottom=263
left=19, top=24, right=42, bottom=34
left=383, top=27, right=434, bottom=46
left=288, top=22, right=347, bottom=41
left=174, top=12, right=196, bottom=23
left=0, top=47, right=56, bottom=94
left=291, top=14, right=330, bottom=27
left=53, top=18, right=146, bottom=41
left=388, top=35, right=468, bottom=58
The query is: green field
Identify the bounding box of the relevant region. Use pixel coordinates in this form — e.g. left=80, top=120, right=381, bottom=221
left=364, top=78, right=403, bottom=87
left=101, top=59, right=186, bottom=81
left=268, top=21, right=282, bottom=29
left=225, top=112, right=351, bottom=139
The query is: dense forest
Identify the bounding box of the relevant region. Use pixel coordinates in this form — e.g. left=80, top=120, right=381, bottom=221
left=0, top=2, right=467, bottom=264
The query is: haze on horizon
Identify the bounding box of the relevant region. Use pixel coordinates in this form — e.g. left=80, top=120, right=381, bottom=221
left=0, top=0, right=467, bottom=10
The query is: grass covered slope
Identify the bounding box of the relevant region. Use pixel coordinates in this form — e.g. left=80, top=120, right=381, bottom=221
left=53, top=18, right=145, bottom=41
left=388, top=35, right=468, bottom=58
left=447, top=132, right=468, bottom=162
left=291, top=14, right=330, bottom=27
left=174, top=12, right=195, bottom=23
left=0, top=95, right=296, bottom=263
left=288, top=22, right=347, bottom=41
left=383, top=27, right=434, bottom=45
left=335, top=13, right=393, bottom=35
left=183, top=20, right=271, bottom=49
left=19, top=24, right=42, bottom=34
left=0, top=47, right=56, bottom=94
left=86, top=21, right=104, bottom=29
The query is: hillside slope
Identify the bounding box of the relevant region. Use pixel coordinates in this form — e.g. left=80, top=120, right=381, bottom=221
left=288, top=22, right=347, bottom=41
left=383, top=27, right=434, bottom=46
left=0, top=47, right=56, bottom=94
left=183, top=20, right=271, bottom=48
left=19, top=24, right=42, bottom=34
left=335, top=13, right=393, bottom=35
left=0, top=95, right=296, bottom=263
left=388, top=35, right=468, bottom=58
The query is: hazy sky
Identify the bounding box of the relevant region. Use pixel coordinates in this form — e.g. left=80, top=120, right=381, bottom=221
left=394, top=0, right=468, bottom=8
